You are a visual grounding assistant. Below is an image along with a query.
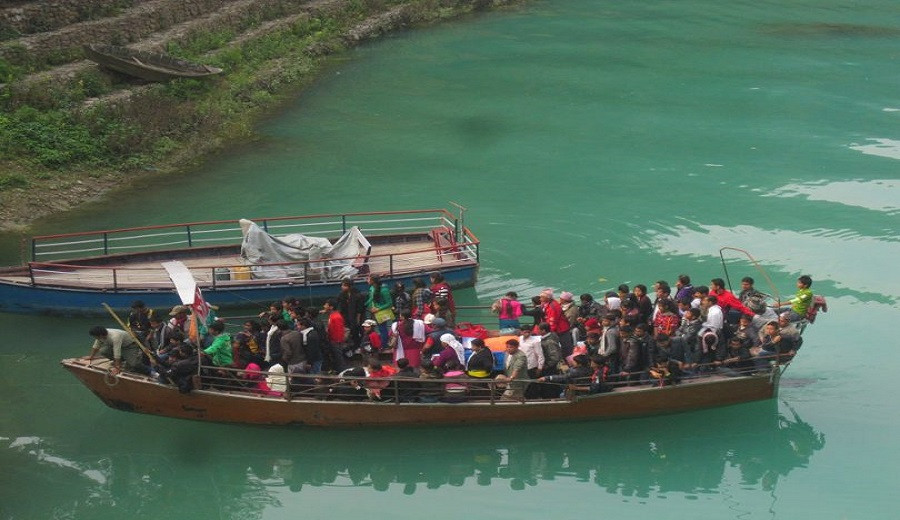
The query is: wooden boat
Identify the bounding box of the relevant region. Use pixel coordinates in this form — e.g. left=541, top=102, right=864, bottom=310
left=60, top=356, right=784, bottom=427
left=83, top=44, right=223, bottom=81
left=0, top=209, right=479, bottom=315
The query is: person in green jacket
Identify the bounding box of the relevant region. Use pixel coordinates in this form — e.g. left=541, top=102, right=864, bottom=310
left=365, top=275, right=394, bottom=345
left=203, top=321, right=233, bottom=367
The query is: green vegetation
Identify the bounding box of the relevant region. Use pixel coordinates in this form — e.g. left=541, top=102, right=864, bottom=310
left=0, top=0, right=516, bottom=208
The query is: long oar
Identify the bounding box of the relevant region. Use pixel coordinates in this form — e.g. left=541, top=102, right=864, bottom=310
left=102, top=302, right=161, bottom=369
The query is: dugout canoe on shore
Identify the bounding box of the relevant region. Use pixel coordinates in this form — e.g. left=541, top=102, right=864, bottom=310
left=83, top=44, right=223, bottom=81
left=0, top=208, right=479, bottom=316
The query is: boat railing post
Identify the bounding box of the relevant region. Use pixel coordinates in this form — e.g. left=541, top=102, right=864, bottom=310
left=285, top=375, right=293, bottom=401
left=262, top=219, right=268, bottom=232
left=211, top=267, right=217, bottom=289
left=186, top=225, right=193, bottom=248
left=489, top=380, right=495, bottom=404
left=393, top=379, right=399, bottom=405
left=112, top=268, right=118, bottom=291
left=102, top=232, right=109, bottom=255
left=30, top=238, right=37, bottom=262
left=27, top=263, right=35, bottom=286
left=389, top=254, right=394, bottom=277
left=341, top=215, right=347, bottom=234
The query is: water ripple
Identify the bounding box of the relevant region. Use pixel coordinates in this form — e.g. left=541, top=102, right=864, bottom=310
left=768, top=179, right=900, bottom=215
left=849, top=138, right=900, bottom=160
left=645, top=223, right=900, bottom=302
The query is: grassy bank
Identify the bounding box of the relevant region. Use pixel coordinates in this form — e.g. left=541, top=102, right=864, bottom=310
left=0, top=0, right=519, bottom=231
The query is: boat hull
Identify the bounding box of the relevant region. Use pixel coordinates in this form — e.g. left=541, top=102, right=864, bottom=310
left=0, top=264, right=477, bottom=316
left=62, top=358, right=778, bottom=427
left=83, top=44, right=223, bottom=81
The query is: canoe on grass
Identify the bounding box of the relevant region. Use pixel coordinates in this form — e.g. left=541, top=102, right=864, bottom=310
left=83, top=44, right=223, bottom=81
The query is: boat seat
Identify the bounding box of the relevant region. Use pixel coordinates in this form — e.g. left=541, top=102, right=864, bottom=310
left=431, top=227, right=460, bottom=263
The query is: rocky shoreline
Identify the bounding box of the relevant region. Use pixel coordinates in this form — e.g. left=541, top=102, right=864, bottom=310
left=0, top=0, right=520, bottom=232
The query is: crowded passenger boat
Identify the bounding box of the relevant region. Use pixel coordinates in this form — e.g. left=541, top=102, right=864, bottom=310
left=63, top=266, right=826, bottom=427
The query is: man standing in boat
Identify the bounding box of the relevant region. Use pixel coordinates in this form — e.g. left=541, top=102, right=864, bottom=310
left=496, top=339, right=528, bottom=400
left=88, top=326, right=151, bottom=376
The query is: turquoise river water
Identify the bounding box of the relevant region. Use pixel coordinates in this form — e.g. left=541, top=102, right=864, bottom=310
left=2, top=0, right=899, bottom=518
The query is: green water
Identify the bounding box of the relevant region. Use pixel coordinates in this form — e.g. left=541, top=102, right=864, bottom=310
left=3, top=0, right=899, bottom=517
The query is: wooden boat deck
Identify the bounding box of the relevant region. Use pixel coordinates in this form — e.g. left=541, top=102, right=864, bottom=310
left=0, top=239, right=456, bottom=289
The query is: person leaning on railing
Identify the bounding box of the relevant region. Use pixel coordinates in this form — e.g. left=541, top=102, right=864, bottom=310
left=88, top=326, right=151, bottom=376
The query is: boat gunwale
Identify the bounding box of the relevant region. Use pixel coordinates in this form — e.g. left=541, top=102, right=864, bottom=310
left=60, top=356, right=780, bottom=410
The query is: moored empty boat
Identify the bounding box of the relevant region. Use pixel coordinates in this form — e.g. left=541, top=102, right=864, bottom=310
left=83, top=44, right=223, bottom=81
left=0, top=208, right=479, bottom=315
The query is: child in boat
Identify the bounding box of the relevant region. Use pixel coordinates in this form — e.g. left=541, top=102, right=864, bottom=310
left=365, top=358, right=397, bottom=400
left=772, top=275, right=813, bottom=322
left=359, top=319, right=382, bottom=354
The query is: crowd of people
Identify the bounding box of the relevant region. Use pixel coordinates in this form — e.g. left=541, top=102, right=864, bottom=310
left=86, top=271, right=816, bottom=400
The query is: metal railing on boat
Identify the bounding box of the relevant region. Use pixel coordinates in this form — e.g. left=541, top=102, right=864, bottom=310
left=155, top=354, right=789, bottom=406
left=28, top=209, right=468, bottom=261
left=20, top=209, right=479, bottom=292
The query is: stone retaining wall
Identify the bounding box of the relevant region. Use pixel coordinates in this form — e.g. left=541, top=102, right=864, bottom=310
left=0, top=0, right=146, bottom=39
left=0, top=0, right=234, bottom=65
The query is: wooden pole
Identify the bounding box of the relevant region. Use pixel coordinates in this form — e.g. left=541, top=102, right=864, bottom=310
left=101, top=302, right=160, bottom=368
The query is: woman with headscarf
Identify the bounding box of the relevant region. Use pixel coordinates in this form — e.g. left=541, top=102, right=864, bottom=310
left=431, top=333, right=465, bottom=369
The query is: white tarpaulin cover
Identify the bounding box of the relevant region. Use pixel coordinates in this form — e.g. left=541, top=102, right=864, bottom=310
left=239, top=219, right=370, bottom=281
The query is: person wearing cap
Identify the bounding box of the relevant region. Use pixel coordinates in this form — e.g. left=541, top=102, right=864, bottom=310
left=540, top=289, right=573, bottom=357
left=88, top=326, right=151, bottom=376
left=422, top=317, right=452, bottom=359
left=359, top=319, right=382, bottom=355
left=168, top=305, right=190, bottom=335
left=559, top=291, right=579, bottom=333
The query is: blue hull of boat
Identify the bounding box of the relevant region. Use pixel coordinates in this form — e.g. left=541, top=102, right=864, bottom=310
left=0, top=266, right=478, bottom=316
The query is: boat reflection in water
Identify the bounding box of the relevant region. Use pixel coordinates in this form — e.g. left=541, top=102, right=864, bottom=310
left=5, top=400, right=824, bottom=517
left=265, top=401, right=824, bottom=496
